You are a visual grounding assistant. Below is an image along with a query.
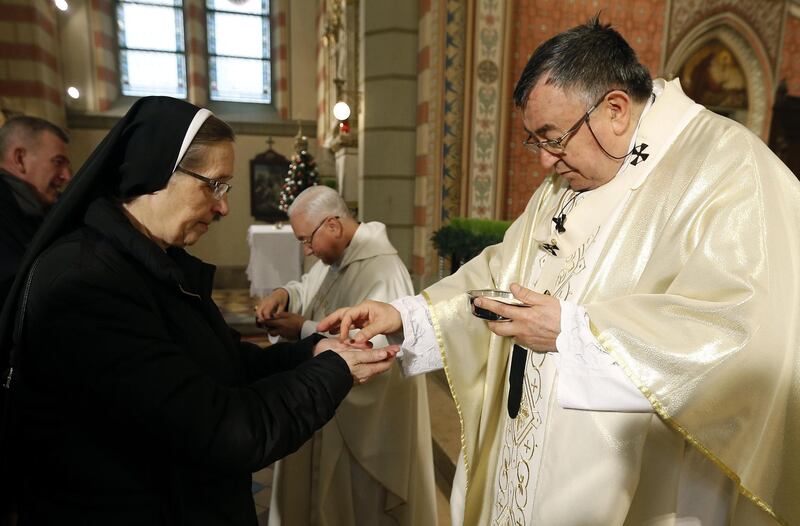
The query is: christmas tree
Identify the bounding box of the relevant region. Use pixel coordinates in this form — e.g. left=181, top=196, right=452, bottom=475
left=278, top=128, right=319, bottom=213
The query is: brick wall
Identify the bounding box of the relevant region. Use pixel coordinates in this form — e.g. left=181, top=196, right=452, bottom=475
left=88, top=0, right=116, bottom=111
left=272, top=0, right=289, bottom=119
left=413, top=0, right=440, bottom=280
left=0, top=0, right=65, bottom=124
left=184, top=0, right=207, bottom=105
left=780, top=10, right=800, bottom=96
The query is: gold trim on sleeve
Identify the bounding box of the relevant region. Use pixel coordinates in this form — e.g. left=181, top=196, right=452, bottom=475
left=589, top=321, right=787, bottom=526
left=422, top=289, right=471, bottom=491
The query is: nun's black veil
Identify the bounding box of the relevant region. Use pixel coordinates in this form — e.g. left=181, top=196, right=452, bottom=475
left=0, top=96, right=208, bottom=359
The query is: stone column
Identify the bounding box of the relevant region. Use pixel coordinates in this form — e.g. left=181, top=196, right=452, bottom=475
left=330, top=140, right=358, bottom=209
left=0, top=0, right=66, bottom=124
left=358, top=0, right=417, bottom=267
left=183, top=0, right=208, bottom=106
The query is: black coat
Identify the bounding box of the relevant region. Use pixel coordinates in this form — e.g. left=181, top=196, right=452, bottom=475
left=0, top=175, right=43, bottom=514
left=0, top=174, right=43, bottom=307
left=10, top=198, right=353, bottom=526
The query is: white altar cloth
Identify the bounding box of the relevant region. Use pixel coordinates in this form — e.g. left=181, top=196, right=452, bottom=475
left=246, top=224, right=302, bottom=298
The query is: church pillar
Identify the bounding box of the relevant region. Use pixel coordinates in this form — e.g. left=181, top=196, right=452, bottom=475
left=0, top=0, right=66, bottom=124
left=183, top=0, right=208, bottom=106
left=358, top=0, right=418, bottom=267
left=333, top=144, right=358, bottom=207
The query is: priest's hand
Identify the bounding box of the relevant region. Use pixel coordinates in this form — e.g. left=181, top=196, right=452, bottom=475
left=476, top=283, right=561, bottom=352
left=254, top=287, right=289, bottom=323
left=257, top=312, right=304, bottom=341
left=314, top=337, right=398, bottom=385
left=317, top=300, right=402, bottom=344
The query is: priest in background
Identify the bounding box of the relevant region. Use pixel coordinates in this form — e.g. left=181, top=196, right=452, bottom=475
left=256, top=185, right=436, bottom=526
left=319, top=15, right=800, bottom=526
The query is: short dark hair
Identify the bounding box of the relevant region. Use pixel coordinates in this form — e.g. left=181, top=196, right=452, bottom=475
left=0, top=115, right=69, bottom=156
left=513, top=14, right=652, bottom=109
left=179, top=115, right=235, bottom=171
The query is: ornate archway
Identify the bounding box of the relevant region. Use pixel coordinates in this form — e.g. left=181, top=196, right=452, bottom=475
left=665, top=13, right=773, bottom=139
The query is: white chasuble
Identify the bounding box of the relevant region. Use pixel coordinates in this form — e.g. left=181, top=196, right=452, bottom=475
left=269, top=222, right=436, bottom=526
left=490, top=128, right=645, bottom=524
left=423, top=79, right=798, bottom=525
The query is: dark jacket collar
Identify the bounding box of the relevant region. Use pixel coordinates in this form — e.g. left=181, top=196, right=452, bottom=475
left=83, top=197, right=215, bottom=299
left=0, top=173, right=43, bottom=249
left=0, top=169, right=46, bottom=218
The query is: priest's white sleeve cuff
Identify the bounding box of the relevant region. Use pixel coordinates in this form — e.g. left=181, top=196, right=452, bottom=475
left=555, top=300, right=653, bottom=412
left=389, top=295, right=444, bottom=377
left=300, top=320, right=317, bottom=340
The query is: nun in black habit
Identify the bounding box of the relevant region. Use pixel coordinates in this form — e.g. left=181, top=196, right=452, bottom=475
left=0, top=97, right=397, bottom=526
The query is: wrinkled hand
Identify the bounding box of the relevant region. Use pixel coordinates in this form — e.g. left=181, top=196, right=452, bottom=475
left=314, top=337, right=397, bottom=385
left=316, top=300, right=402, bottom=344
left=475, top=283, right=561, bottom=352
left=257, top=312, right=305, bottom=341
left=254, top=288, right=290, bottom=323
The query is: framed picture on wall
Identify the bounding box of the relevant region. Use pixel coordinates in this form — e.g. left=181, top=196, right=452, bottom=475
left=250, top=138, right=290, bottom=223
left=679, top=39, right=748, bottom=124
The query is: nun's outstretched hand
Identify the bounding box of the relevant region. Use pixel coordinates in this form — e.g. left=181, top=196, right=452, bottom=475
left=314, top=337, right=399, bottom=385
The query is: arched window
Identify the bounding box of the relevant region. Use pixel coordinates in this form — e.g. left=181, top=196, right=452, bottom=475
left=206, top=0, right=272, bottom=104
left=115, top=0, right=187, bottom=98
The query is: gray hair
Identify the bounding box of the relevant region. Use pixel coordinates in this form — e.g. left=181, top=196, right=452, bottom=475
left=178, top=115, right=235, bottom=171
left=288, top=185, right=351, bottom=222
left=512, top=14, right=652, bottom=108
left=0, top=116, right=69, bottom=157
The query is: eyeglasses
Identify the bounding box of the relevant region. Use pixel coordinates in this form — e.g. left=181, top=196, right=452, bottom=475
left=176, top=166, right=232, bottom=200
left=522, top=90, right=616, bottom=155
left=299, top=216, right=339, bottom=246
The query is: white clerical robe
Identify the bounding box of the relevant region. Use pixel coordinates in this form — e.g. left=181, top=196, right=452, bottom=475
left=394, top=79, right=799, bottom=525
left=269, top=221, right=437, bottom=526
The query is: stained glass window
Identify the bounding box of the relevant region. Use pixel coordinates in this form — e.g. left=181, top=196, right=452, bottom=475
left=116, top=0, right=187, bottom=98
left=207, top=0, right=271, bottom=104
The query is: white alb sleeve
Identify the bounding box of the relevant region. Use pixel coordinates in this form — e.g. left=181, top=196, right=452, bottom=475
left=389, top=295, right=444, bottom=376
left=555, top=300, right=653, bottom=412
left=300, top=320, right=318, bottom=340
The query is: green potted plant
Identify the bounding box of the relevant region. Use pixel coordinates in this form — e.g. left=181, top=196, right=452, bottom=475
left=431, top=218, right=511, bottom=274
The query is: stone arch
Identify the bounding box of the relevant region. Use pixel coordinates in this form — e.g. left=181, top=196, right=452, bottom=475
left=665, top=13, right=773, bottom=138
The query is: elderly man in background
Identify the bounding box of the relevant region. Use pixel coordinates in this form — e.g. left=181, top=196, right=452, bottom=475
left=0, top=116, right=72, bottom=304
left=256, top=185, right=436, bottom=526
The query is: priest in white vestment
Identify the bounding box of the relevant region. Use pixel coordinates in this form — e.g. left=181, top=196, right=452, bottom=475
left=319, top=17, right=800, bottom=526
left=256, top=186, right=436, bottom=526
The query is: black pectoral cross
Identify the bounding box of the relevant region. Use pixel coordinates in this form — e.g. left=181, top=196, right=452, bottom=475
left=552, top=213, right=567, bottom=233
left=540, top=242, right=558, bottom=256
left=630, top=143, right=649, bottom=166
